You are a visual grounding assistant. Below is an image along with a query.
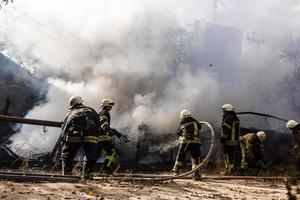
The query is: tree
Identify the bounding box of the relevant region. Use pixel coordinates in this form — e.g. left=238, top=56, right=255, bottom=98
left=0, top=0, right=13, bottom=9
left=277, top=38, right=300, bottom=118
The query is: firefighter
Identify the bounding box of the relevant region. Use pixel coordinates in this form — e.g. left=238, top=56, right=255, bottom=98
left=172, top=109, right=202, bottom=180
left=221, top=103, right=240, bottom=175
left=60, top=95, right=100, bottom=177
left=240, top=131, right=266, bottom=170
left=286, top=120, right=300, bottom=170
left=97, top=98, right=127, bottom=174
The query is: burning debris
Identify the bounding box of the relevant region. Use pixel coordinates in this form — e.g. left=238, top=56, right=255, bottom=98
left=0, top=53, right=47, bottom=167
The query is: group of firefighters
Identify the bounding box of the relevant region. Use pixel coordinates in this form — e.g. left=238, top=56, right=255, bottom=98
left=172, top=103, right=300, bottom=179
left=171, top=104, right=265, bottom=179
left=60, top=95, right=127, bottom=177
left=60, top=95, right=300, bottom=179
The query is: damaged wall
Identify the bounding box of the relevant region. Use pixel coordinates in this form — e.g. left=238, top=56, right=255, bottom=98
left=0, top=52, right=45, bottom=143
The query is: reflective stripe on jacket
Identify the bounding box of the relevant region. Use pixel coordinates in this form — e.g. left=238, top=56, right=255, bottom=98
left=98, top=108, right=112, bottom=141
left=98, top=135, right=112, bottom=142
left=66, top=135, right=98, bottom=144
left=221, top=112, right=240, bottom=146
left=178, top=119, right=201, bottom=144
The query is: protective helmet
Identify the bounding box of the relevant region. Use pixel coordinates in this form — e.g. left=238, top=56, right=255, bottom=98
left=221, top=104, right=235, bottom=112
left=256, top=131, right=266, bottom=142
left=286, top=120, right=299, bottom=129
left=69, top=95, right=83, bottom=107
left=180, top=109, right=191, bottom=119
left=101, top=98, right=114, bottom=107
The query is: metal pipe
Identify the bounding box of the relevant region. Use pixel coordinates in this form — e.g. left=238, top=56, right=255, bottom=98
left=200, top=176, right=298, bottom=180
left=0, top=171, right=80, bottom=182
left=95, top=172, right=295, bottom=180
left=0, top=114, right=62, bottom=128
left=93, top=174, right=298, bottom=181
left=236, top=112, right=288, bottom=122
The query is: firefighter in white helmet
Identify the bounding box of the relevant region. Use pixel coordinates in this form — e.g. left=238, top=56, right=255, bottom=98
left=286, top=120, right=300, bottom=170
left=96, top=98, right=128, bottom=174
left=60, top=95, right=100, bottom=177
left=240, top=131, right=266, bottom=171
left=221, top=103, right=240, bottom=175
left=172, top=109, right=202, bottom=180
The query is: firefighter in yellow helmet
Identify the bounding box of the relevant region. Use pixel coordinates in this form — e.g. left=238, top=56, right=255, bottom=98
left=286, top=120, right=300, bottom=170
left=61, top=95, right=100, bottom=177
left=96, top=98, right=128, bottom=174
left=240, top=131, right=266, bottom=171
left=172, top=109, right=202, bottom=180
left=221, top=103, right=240, bottom=175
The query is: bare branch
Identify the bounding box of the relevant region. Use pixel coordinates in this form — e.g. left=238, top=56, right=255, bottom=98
left=0, top=0, right=13, bottom=9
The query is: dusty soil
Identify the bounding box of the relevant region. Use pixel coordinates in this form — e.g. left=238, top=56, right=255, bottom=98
left=0, top=178, right=294, bottom=200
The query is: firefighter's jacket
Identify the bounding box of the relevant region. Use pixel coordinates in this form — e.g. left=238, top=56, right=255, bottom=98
left=221, top=112, right=240, bottom=146
left=62, top=104, right=100, bottom=144
left=241, top=133, right=264, bottom=161
left=177, top=117, right=201, bottom=144
left=292, top=124, right=300, bottom=150
left=98, top=108, right=122, bottom=142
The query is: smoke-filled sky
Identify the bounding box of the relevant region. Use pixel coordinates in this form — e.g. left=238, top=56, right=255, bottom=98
left=0, top=0, right=300, bottom=155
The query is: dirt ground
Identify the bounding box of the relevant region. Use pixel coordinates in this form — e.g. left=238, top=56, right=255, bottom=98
left=0, top=177, right=294, bottom=200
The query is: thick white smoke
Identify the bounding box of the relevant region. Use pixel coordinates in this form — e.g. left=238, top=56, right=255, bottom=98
left=1, top=0, right=300, bottom=156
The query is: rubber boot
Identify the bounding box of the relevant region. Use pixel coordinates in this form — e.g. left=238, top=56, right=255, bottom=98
left=171, top=165, right=181, bottom=175
left=192, top=170, right=202, bottom=181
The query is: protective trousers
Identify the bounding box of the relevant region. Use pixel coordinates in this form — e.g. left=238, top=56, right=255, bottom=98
left=173, top=143, right=201, bottom=173
left=222, top=144, right=239, bottom=171
left=61, top=141, right=97, bottom=175
left=240, top=142, right=248, bottom=169
left=292, top=148, right=300, bottom=172
left=97, top=141, right=117, bottom=173
left=240, top=142, right=266, bottom=170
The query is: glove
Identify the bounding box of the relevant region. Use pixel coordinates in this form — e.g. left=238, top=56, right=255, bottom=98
left=288, top=149, right=295, bottom=156
left=247, top=151, right=255, bottom=161
left=115, top=131, right=122, bottom=138
left=109, top=128, right=122, bottom=138
left=122, top=135, right=130, bottom=143
left=293, top=145, right=299, bottom=152
left=220, top=134, right=228, bottom=143
left=256, top=160, right=265, bottom=170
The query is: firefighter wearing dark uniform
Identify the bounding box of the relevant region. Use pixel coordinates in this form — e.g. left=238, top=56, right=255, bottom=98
left=221, top=104, right=240, bottom=174
left=61, top=95, right=100, bottom=176
left=240, top=131, right=266, bottom=170
left=172, top=109, right=201, bottom=180
left=286, top=120, right=300, bottom=171
left=97, top=98, right=123, bottom=174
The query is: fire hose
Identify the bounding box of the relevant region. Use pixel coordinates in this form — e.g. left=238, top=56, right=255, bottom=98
left=0, top=171, right=80, bottom=182
left=236, top=112, right=288, bottom=122
left=93, top=121, right=216, bottom=181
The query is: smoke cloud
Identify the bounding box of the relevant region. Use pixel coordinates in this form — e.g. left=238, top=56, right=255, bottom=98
left=1, top=0, right=300, bottom=156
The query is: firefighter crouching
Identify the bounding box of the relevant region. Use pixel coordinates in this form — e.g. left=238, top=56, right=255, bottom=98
left=240, top=131, right=266, bottom=171
left=221, top=104, right=240, bottom=175
left=61, top=95, right=100, bottom=177
left=97, top=98, right=128, bottom=174
left=286, top=120, right=300, bottom=171
left=172, top=109, right=202, bottom=180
